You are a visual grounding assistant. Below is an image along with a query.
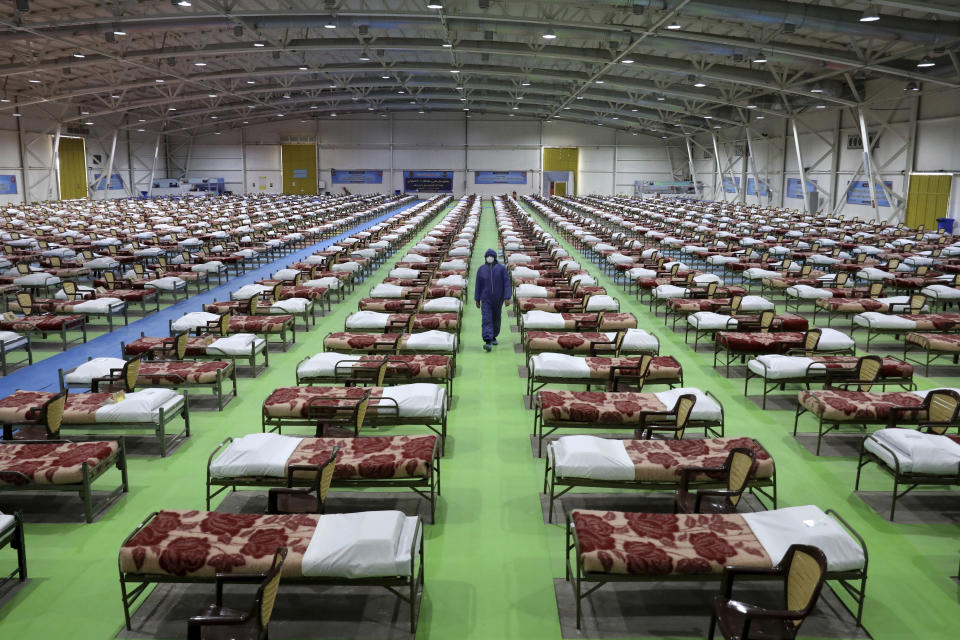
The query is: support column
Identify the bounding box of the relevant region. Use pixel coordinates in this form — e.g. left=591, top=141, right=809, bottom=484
left=738, top=133, right=749, bottom=204
left=856, top=107, right=881, bottom=221
left=314, top=119, right=321, bottom=195
left=101, top=129, right=118, bottom=201
left=790, top=118, right=808, bottom=214
left=779, top=119, right=789, bottom=207
left=147, top=135, right=161, bottom=197
left=48, top=124, right=62, bottom=201
left=829, top=110, right=842, bottom=212
left=389, top=113, right=395, bottom=193
left=744, top=128, right=763, bottom=206
left=15, top=98, right=29, bottom=204
left=240, top=128, right=248, bottom=195
left=685, top=136, right=700, bottom=199
left=613, top=144, right=619, bottom=196
left=126, top=126, right=135, bottom=197
left=711, top=133, right=726, bottom=202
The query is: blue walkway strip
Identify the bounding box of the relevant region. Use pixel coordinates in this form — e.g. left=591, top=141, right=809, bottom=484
left=0, top=200, right=421, bottom=395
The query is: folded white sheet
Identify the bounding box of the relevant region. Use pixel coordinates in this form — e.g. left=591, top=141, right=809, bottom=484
left=747, top=355, right=825, bottom=379
left=522, top=310, right=566, bottom=330
left=621, top=328, right=658, bottom=353
left=654, top=388, right=722, bottom=421
left=94, top=388, right=181, bottom=423
left=209, top=433, right=302, bottom=478
left=145, top=276, right=185, bottom=291
left=405, top=330, right=456, bottom=350
left=422, top=297, right=462, bottom=313
left=378, top=383, right=446, bottom=418
left=390, top=268, right=420, bottom=279
left=865, top=428, right=960, bottom=474
left=207, top=333, right=263, bottom=356
left=516, top=284, right=547, bottom=297
left=304, top=277, right=340, bottom=290
left=233, top=284, right=272, bottom=300
left=786, top=284, right=833, bottom=299
left=346, top=311, right=390, bottom=329
left=740, top=295, right=775, bottom=311
left=512, top=266, right=540, bottom=278
left=302, top=511, right=418, bottom=578
left=64, top=357, right=127, bottom=384
left=743, top=505, right=865, bottom=572
left=688, top=312, right=737, bottom=330
left=271, top=298, right=309, bottom=313
left=73, top=297, right=123, bottom=313
left=550, top=436, right=635, bottom=480
left=654, top=285, right=687, bottom=299
left=854, top=312, right=916, bottom=330
left=298, top=352, right=362, bottom=377
left=529, top=353, right=591, bottom=377
left=172, top=311, right=220, bottom=332
left=436, top=275, right=466, bottom=287
left=585, top=295, right=618, bottom=312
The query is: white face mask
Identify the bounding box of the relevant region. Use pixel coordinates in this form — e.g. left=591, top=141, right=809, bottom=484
left=486, top=256, right=495, bottom=264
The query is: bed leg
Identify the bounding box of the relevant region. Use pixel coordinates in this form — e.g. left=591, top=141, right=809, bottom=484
left=890, top=478, right=899, bottom=521
left=82, top=462, right=93, bottom=523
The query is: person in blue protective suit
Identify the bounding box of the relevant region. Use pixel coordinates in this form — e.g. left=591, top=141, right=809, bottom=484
left=474, top=248, right=512, bottom=352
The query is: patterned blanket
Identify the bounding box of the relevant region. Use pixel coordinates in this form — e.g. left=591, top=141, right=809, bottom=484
left=717, top=331, right=806, bottom=354
left=571, top=510, right=771, bottom=575
left=124, top=335, right=217, bottom=357
left=139, top=361, right=231, bottom=385
left=538, top=390, right=665, bottom=424
left=228, top=315, right=293, bottom=333
left=0, top=314, right=84, bottom=332
left=323, top=332, right=400, bottom=351
left=906, top=332, right=960, bottom=352
left=0, top=441, right=118, bottom=485
left=0, top=390, right=114, bottom=425
left=798, top=389, right=924, bottom=423
left=120, top=510, right=319, bottom=577
left=621, top=437, right=774, bottom=482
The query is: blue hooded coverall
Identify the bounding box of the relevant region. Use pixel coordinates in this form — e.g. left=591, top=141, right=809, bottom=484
left=474, top=248, right=512, bottom=343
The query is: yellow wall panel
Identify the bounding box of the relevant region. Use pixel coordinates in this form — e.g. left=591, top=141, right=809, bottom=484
left=281, top=144, right=317, bottom=195
left=58, top=137, right=88, bottom=200
left=906, top=174, right=951, bottom=230
left=543, top=147, right=579, bottom=195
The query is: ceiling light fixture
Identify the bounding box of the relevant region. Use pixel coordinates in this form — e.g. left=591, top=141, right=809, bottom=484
left=746, top=104, right=757, bottom=109
left=299, top=66, right=308, bottom=71
left=427, top=2, right=443, bottom=8
left=621, top=59, right=634, bottom=64
left=359, top=55, right=371, bottom=61
left=246, top=80, right=255, bottom=84
left=809, top=83, right=824, bottom=93
left=905, top=82, right=919, bottom=91
left=208, top=93, right=217, bottom=98
left=27, top=79, right=41, bottom=83
left=859, top=8, right=880, bottom=22
left=175, top=1, right=192, bottom=7
left=541, top=29, right=557, bottom=40
left=155, top=79, right=165, bottom=83
left=441, top=43, right=453, bottom=48
left=752, top=52, right=767, bottom=63
left=324, top=20, right=337, bottom=29
left=73, top=52, right=85, bottom=58
left=917, top=56, right=936, bottom=68
left=113, top=29, right=126, bottom=36
left=194, top=61, right=207, bottom=66
left=666, top=21, right=681, bottom=30
left=136, top=128, right=145, bottom=132
left=253, top=42, right=265, bottom=47
left=693, top=80, right=706, bottom=88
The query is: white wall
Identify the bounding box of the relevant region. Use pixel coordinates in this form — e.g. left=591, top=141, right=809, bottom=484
left=6, top=77, right=960, bottom=227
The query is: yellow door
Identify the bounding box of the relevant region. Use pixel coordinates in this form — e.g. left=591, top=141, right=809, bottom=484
left=281, top=144, right=317, bottom=195
left=554, top=182, right=567, bottom=196
left=905, top=174, right=952, bottom=230
left=58, top=137, right=88, bottom=200
left=543, top=147, right=579, bottom=195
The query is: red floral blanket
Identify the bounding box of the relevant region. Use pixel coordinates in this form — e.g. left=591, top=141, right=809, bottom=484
left=228, top=315, right=293, bottom=333
left=621, top=437, right=773, bottom=482
left=898, top=313, right=960, bottom=331
left=120, top=510, right=319, bottom=577
left=815, top=298, right=886, bottom=313
left=580, top=356, right=682, bottom=383
left=263, top=386, right=376, bottom=419
left=0, top=314, right=84, bottom=332
left=798, top=389, right=924, bottom=423
left=139, top=361, right=231, bottom=385
left=906, top=332, right=960, bottom=352
left=717, top=331, right=806, bottom=354
left=0, top=391, right=114, bottom=425
left=527, top=332, right=618, bottom=354
left=358, top=299, right=418, bottom=312
left=538, top=390, right=665, bottom=424
left=286, top=435, right=437, bottom=480
left=124, top=335, right=216, bottom=357
left=0, top=441, right=118, bottom=486
left=571, top=510, right=771, bottom=575
left=412, top=313, right=459, bottom=331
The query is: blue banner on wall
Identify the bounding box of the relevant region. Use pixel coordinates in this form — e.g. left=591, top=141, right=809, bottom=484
left=746, top=177, right=770, bottom=196
left=292, top=169, right=308, bottom=179
left=722, top=176, right=741, bottom=193
left=786, top=177, right=817, bottom=199
left=93, top=173, right=124, bottom=190
left=845, top=180, right=894, bottom=207
left=331, top=170, right=383, bottom=184
left=475, top=171, right=527, bottom=185
left=0, top=175, right=17, bottom=195
left=403, top=170, right=454, bottom=192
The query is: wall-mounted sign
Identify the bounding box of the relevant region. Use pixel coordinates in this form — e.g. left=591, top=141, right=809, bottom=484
left=292, top=169, right=308, bottom=179
left=475, top=171, right=527, bottom=184
left=846, top=180, right=894, bottom=207
left=746, top=177, right=770, bottom=196
left=92, top=173, right=123, bottom=190
left=332, top=170, right=383, bottom=184
left=722, top=176, right=740, bottom=193
left=0, top=175, right=17, bottom=195
left=403, top=170, right=453, bottom=192
left=786, top=177, right=817, bottom=199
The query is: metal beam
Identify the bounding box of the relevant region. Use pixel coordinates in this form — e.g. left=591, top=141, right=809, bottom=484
left=790, top=118, right=809, bottom=214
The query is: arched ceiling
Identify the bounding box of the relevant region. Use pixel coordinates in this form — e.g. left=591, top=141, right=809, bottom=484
left=0, top=0, right=958, bottom=139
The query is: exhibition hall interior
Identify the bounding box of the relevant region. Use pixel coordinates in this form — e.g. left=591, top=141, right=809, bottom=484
left=1, top=1, right=960, bottom=639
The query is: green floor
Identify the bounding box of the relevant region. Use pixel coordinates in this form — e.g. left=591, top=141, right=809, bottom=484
left=1, top=199, right=958, bottom=639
